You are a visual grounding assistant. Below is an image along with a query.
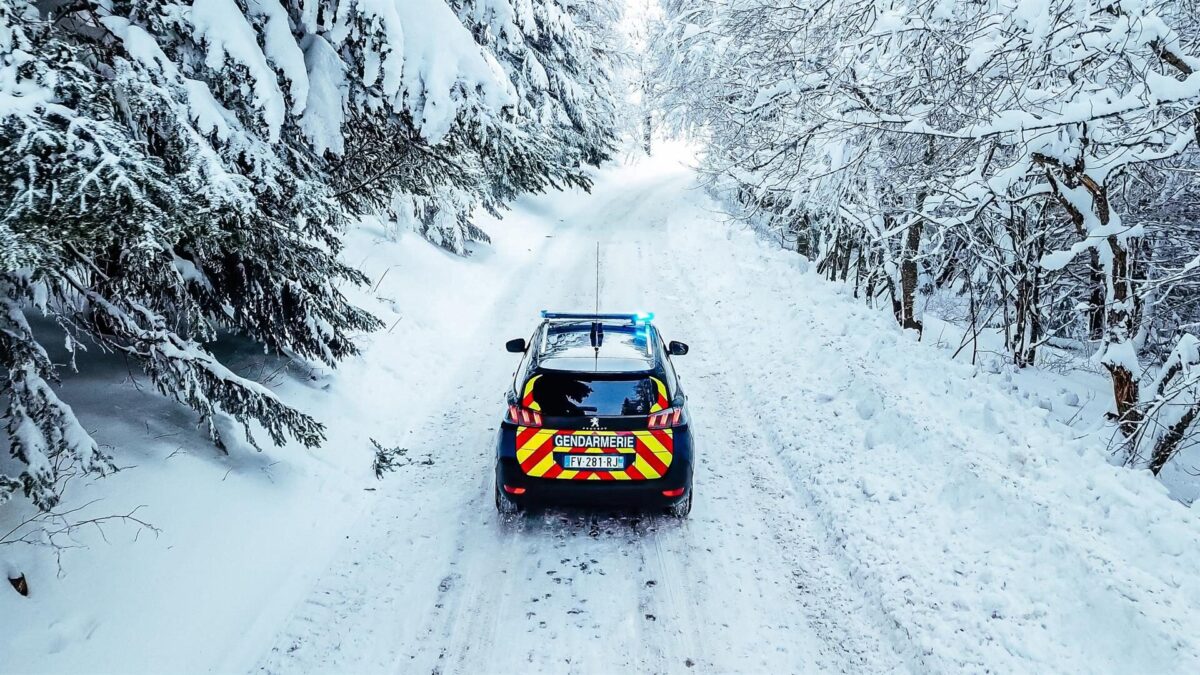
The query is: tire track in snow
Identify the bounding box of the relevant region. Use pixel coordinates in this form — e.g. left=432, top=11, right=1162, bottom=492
left=257, top=198, right=594, bottom=673
left=396, top=386, right=529, bottom=673
left=639, top=185, right=917, bottom=672
left=588, top=227, right=712, bottom=673
left=658, top=235, right=923, bottom=672
left=640, top=515, right=704, bottom=670
left=408, top=484, right=525, bottom=675
left=688, top=359, right=913, bottom=673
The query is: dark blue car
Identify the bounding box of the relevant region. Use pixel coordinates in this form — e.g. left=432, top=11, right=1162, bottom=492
left=495, top=312, right=694, bottom=517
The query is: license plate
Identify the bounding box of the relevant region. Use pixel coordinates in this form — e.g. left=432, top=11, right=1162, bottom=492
left=560, top=454, right=625, bottom=470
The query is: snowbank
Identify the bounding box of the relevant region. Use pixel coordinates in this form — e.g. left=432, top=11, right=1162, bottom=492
left=0, top=201, right=554, bottom=673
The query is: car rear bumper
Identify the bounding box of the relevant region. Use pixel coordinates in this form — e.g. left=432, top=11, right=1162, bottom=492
left=495, top=456, right=692, bottom=508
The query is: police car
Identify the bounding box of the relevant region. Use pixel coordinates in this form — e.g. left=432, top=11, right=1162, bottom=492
left=495, top=312, right=694, bottom=517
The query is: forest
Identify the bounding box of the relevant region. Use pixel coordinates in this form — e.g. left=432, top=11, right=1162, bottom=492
left=5, top=2, right=1200, bottom=673
left=6, top=0, right=1200, bottom=529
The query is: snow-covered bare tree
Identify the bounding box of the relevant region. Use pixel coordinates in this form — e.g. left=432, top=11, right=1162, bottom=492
left=650, top=0, right=1200, bottom=475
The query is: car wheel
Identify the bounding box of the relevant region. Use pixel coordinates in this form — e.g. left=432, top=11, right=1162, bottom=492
left=495, top=482, right=521, bottom=515
left=665, top=490, right=692, bottom=518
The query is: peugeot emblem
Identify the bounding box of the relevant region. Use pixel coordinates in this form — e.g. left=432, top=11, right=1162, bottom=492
left=589, top=417, right=601, bottom=429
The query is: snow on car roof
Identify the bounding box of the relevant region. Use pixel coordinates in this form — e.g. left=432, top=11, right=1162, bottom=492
left=537, top=321, right=655, bottom=372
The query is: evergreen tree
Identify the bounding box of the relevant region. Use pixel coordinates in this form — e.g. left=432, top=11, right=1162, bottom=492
left=1, top=0, right=625, bottom=512
left=393, top=0, right=625, bottom=252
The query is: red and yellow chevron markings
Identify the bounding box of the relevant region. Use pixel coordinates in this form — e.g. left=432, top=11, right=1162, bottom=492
left=650, top=376, right=669, bottom=413
left=515, top=428, right=674, bottom=481
left=522, top=374, right=542, bottom=411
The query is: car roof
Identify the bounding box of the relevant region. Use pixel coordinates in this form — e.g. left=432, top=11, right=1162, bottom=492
left=534, top=320, right=659, bottom=374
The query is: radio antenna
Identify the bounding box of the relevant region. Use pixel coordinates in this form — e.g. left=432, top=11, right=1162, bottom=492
left=595, top=241, right=600, bottom=314
left=595, top=241, right=600, bottom=371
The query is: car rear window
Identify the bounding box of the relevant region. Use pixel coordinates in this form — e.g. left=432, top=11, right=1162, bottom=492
left=531, top=374, right=657, bottom=417
left=541, top=323, right=653, bottom=361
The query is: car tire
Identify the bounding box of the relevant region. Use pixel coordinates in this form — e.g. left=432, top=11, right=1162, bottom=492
left=495, top=482, right=521, bottom=515
left=665, top=490, right=692, bottom=518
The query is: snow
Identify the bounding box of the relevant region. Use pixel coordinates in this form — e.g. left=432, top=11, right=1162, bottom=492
left=99, top=18, right=180, bottom=80
left=1039, top=244, right=1085, bottom=271
left=187, top=0, right=288, bottom=141
left=0, top=37, right=54, bottom=118
left=298, top=35, right=348, bottom=156
left=103, top=0, right=516, bottom=154
left=247, top=0, right=309, bottom=115
left=183, top=79, right=236, bottom=142
left=356, top=0, right=516, bottom=142
left=1100, top=338, right=1141, bottom=372
left=4, top=144, right=1200, bottom=673
left=398, top=0, right=514, bottom=140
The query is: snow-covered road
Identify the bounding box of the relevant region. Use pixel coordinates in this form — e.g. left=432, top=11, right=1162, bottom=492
left=254, top=161, right=910, bottom=674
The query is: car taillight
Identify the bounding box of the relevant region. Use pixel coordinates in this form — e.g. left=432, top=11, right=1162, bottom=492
left=507, top=404, right=543, bottom=427
left=647, top=407, right=683, bottom=429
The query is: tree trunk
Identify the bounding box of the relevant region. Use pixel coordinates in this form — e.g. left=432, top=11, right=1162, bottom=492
left=1009, top=215, right=1044, bottom=368
left=1143, top=336, right=1200, bottom=473
left=642, top=111, right=652, bottom=155
left=1086, top=250, right=1105, bottom=342
left=897, top=217, right=923, bottom=332
left=1013, top=276, right=1038, bottom=367
left=1150, top=405, right=1198, bottom=474
left=853, top=245, right=865, bottom=298
left=1036, top=151, right=1140, bottom=436
left=1104, top=233, right=1142, bottom=435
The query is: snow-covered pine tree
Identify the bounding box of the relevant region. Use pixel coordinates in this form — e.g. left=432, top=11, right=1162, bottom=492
left=2, top=0, right=627, bottom=512
left=302, top=0, right=517, bottom=254
left=1, top=0, right=518, bottom=510
left=0, top=0, right=383, bottom=507
left=334, top=0, right=625, bottom=256
left=558, top=0, right=623, bottom=165
left=470, top=0, right=623, bottom=171
left=378, top=0, right=624, bottom=253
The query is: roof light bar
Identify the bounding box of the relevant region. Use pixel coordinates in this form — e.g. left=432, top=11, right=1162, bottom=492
left=541, top=311, right=654, bottom=323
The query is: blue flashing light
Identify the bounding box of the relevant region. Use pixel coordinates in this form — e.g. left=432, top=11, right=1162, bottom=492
left=540, top=311, right=655, bottom=324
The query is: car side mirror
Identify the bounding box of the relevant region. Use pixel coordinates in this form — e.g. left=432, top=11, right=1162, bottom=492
left=505, top=338, right=527, bottom=353
left=668, top=340, right=689, bottom=356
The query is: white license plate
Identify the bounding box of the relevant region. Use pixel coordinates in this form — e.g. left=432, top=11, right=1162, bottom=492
left=561, top=454, right=625, bottom=470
